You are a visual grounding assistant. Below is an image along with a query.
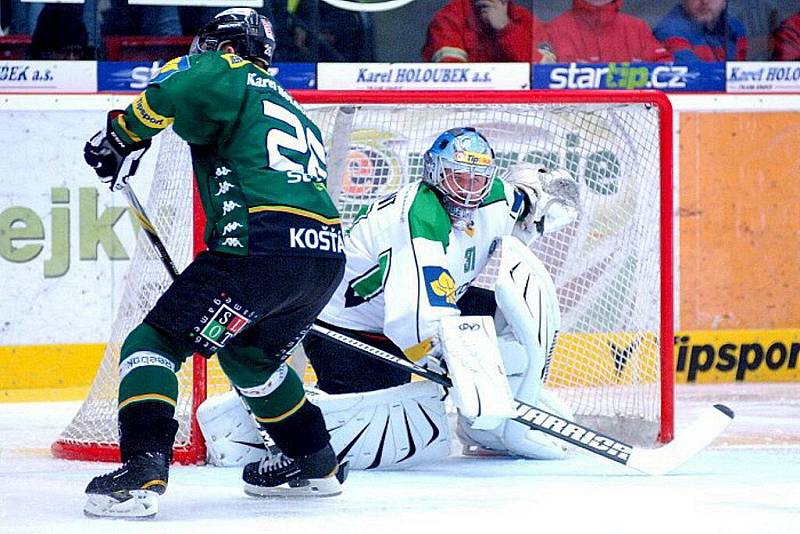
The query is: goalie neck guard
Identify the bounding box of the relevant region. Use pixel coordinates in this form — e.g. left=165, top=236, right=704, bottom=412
left=190, top=8, right=276, bottom=67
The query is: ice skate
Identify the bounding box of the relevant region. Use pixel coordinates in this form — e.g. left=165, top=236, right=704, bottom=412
left=84, top=451, right=170, bottom=518
left=243, top=444, right=347, bottom=497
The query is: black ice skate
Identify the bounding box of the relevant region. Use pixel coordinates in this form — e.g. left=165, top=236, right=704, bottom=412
left=243, top=444, right=347, bottom=497
left=84, top=451, right=170, bottom=518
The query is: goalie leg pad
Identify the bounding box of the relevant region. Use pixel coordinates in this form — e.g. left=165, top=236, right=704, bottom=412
left=198, top=381, right=451, bottom=469
left=456, top=236, right=571, bottom=460
left=197, top=390, right=268, bottom=467
left=314, top=381, right=451, bottom=469
left=438, top=316, right=516, bottom=429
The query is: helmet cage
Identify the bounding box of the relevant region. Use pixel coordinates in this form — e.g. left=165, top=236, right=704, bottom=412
left=430, top=156, right=496, bottom=209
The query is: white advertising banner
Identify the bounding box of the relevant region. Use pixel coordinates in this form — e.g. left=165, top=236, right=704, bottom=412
left=0, top=61, right=97, bottom=93
left=726, top=61, right=800, bottom=93
left=0, top=96, right=157, bottom=345
left=317, top=63, right=530, bottom=90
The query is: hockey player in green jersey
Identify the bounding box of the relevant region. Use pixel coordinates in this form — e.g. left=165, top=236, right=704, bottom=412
left=82, top=8, right=346, bottom=518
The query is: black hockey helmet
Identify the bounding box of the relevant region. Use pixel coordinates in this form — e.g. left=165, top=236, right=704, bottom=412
left=190, top=8, right=276, bottom=67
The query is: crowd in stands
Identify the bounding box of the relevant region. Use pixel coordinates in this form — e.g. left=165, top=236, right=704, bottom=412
left=424, top=0, right=757, bottom=63
left=0, top=0, right=799, bottom=63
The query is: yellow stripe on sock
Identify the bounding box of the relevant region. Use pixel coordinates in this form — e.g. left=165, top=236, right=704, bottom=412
left=118, top=394, right=177, bottom=411
left=255, top=397, right=306, bottom=423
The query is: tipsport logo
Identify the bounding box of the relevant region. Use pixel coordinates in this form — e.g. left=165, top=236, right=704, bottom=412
left=547, top=62, right=691, bottom=90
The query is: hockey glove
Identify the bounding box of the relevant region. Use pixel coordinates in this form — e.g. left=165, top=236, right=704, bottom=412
left=84, top=110, right=151, bottom=191
left=505, top=163, right=579, bottom=242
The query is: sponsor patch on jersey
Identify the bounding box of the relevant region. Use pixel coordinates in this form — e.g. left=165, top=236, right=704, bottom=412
left=423, top=266, right=458, bottom=308
left=221, top=53, right=250, bottom=69
left=149, top=55, right=191, bottom=86
left=132, top=93, right=173, bottom=130
left=190, top=293, right=259, bottom=354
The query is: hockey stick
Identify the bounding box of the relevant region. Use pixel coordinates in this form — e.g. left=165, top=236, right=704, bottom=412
left=309, top=323, right=734, bottom=476
left=123, top=185, right=179, bottom=280
left=122, top=185, right=282, bottom=451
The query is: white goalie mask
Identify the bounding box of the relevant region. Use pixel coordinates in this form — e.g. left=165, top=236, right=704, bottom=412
left=422, top=127, right=498, bottom=228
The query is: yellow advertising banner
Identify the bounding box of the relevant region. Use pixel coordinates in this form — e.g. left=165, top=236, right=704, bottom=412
left=3, top=328, right=800, bottom=401
left=675, top=329, right=800, bottom=384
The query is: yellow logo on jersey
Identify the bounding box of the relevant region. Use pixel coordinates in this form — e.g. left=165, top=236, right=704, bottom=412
left=132, top=93, right=173, bottom=130
left=430, top=271, right=456, bottom=305
left=221, top=53, right=250, bottom=69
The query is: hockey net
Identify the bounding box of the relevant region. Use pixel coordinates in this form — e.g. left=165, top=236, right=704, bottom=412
left=52, top=91, right=673, bottom=464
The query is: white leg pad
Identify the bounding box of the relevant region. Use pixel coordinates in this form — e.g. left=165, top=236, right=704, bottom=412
left=438, top=316, right=516, bottom=430
left=198, top=381, right=452, bottom=470
left=315, top=381, right=452, bottom=470
left=197, top=390, right=268, bottom=467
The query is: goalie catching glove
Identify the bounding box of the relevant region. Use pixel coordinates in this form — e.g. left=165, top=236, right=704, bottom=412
left=506, top=163, right=580, bottom=244
left=84, top=110, right=151, bottom=191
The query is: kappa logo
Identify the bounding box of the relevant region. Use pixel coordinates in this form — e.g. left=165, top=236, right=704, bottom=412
left=216, top=181, right=235, bottom=196
left=221, top=237, right=244, bottom=248
left=222, top=200, right=242, bottom=215
left=422, top=266, right=458, bottom=308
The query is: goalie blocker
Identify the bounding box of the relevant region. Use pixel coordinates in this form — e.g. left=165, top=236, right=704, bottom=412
left=199, top=236, right=574, bottom=467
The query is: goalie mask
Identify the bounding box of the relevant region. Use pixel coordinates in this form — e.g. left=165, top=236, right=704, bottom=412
left=422, top=127, right=497, bottom=227
left=190, top=8, right=276, bottom=67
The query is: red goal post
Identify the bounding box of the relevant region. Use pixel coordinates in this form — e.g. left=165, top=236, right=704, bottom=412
left=52, top=90, right=673, bottom=465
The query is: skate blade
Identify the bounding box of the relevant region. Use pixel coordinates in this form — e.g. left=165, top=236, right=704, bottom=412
left=461, top=444, right=510, bottom=457
left=84, top=490, right=159, bottom=518
left=244, top=476, right=342, bottom=498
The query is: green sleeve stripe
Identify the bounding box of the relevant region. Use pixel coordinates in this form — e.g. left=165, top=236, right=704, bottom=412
left=409, top=184, right=451, bottom=251
left=351, top=249, right=392, bottom=299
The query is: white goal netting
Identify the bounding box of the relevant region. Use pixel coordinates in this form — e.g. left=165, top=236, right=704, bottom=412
left=53, top=93, right=671, bottom=462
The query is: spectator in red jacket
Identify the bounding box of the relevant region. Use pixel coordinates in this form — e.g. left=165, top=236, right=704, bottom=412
left=654, top=0, right=747, bottom=61
left=546, top=0, right=672, bottom=63
left=422, top=0, right=554, bottom=63
left=772, top=11, right=800, bottom=61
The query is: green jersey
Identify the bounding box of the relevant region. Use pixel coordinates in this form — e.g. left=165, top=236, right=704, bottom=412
left=112, top=51, right=343, bottom=258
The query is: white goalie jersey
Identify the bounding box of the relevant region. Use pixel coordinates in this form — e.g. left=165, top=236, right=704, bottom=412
left=317, top=178, right=526, bottom=355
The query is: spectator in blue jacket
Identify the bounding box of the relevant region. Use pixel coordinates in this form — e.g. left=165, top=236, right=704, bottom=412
left=654, top=0, right=747, bottom=61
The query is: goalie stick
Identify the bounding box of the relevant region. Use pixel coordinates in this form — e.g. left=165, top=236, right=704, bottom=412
left=309, top=323, right=734, bottom=476
left=125, top=185, right=734, bottom=476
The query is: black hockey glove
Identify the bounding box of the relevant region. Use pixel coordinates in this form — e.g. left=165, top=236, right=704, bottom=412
left=84, top=110, right=151, bottom=192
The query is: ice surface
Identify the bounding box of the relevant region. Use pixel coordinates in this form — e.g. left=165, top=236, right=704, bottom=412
left=1, top=383, right=798, bottom=534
